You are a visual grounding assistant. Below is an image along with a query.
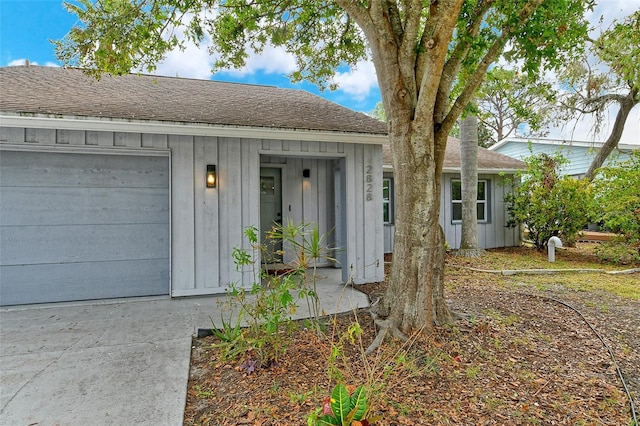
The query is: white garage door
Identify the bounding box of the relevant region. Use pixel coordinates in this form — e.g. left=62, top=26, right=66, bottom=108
left=0, top=150, right=170, bottom=306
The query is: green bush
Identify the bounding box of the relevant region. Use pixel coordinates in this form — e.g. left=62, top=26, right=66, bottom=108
left=594, top=241, right=640, bottom=265
left=504, top=153, right=593, bottom=249
left=591, top=151, right=640, bottom=252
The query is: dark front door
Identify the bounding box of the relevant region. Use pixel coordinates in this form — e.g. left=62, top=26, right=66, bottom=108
left=259, top=167, right=283, bottom=263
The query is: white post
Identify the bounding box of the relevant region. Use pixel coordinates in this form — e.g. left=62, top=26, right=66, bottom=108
left=548, top=236, right=563, bottom=262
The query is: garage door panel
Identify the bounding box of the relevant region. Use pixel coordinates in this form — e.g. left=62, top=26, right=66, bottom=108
left=0, top=259, right=169, bottom=305
left=0, top=150, right=170, bottom=306
left=2, top=223, right=168, bottom=266
left=0, top=151, right=168, bottom=188
left=1, top=187, right=169, bottom=226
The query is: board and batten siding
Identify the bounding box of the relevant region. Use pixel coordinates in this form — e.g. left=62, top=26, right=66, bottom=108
left=170, top=135, right=261, bottom=296
left=259, top=139, right=384, bottom=285
left=1, top=125, right=385, bottom=301
left=441, top=173, right=519, bottom=249
left=383, top=172, right=520, bottom=252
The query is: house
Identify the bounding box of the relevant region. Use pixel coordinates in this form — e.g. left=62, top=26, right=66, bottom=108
left=382, top=139, right=526, bottom=252
left=0, top=65, right=386, bottom=306
left=489, top=137, right=639, bottom=178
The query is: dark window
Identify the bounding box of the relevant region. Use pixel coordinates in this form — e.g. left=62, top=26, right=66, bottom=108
left=452, top=179, right=488, bottom=222
left=383, top=178, right=393, bottom=223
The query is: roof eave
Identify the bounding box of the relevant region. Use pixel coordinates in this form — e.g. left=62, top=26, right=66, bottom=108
left=382, top=166, right=524, bottom=174
left=0, top=113, right=388, bottom=145
left=492, top=137, right=640, bottom=151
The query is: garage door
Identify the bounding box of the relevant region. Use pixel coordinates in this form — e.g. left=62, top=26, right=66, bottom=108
left=0, top=150, right=170, bottom=306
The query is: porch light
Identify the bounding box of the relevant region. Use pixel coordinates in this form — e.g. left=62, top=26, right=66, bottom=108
left=206, top=165, right=216, bottom=188
left=303, top=168, right=310, bottom=178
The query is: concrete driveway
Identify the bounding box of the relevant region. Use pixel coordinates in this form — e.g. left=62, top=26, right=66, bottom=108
left=0, top=269, right=369, bottom=425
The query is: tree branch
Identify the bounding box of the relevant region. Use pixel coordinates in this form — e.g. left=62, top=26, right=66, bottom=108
left=432, top=0, right=493, bottom=124
left=584, top=89, right=639, bottom=181
left=441, top=0, right=544, bottom=136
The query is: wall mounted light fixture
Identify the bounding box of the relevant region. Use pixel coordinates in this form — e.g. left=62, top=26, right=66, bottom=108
left=302, top=168, right=310, bottom=178
left=206, top=164, right=216, bottom=188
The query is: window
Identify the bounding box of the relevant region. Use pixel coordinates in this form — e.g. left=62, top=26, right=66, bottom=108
left=451, top=179, right=488, bottom=222
left=383, top=178, right=393, bottom=223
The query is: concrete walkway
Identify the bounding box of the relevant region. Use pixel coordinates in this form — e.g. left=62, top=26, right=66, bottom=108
left=0, top=268, right=369, bottom=425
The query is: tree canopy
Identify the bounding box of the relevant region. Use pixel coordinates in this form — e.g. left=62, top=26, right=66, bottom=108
left=57, top=0, right=594, bottom=336
left=475, top=66, right=558, bottom=146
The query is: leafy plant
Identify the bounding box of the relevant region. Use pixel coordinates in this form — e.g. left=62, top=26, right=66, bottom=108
left=267, top=220, right=338, bottom=331
left=504, top=153, right=593, bottom=249
left=591, top=151, right=640, bottom=257
left=309, top=311, right=441, bottom=425
left=594, top=241, right=640, bottom=265
left=211, top=222, right=336, bottom=369
left=308, top=384, right=375, bottom=426
left=208, top=312, right=246, bottom=362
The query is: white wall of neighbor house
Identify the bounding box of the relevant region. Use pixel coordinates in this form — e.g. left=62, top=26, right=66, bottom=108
left=492, top=139, right=635, bottom=177
left=1, top=124, right=385, bottom=302
left=383, top=172, right=520, bottom=252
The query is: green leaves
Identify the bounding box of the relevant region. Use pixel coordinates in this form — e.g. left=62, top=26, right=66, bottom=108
left=595, top=10, right=640, bottom=93
left=475, top=66, right=559, bottom=146
left=505, top=153, right=593, bottom=249
left=314, top=384, right=369, bottom=426
left=55, top=0, right=188, bottom=76
left=331, top=384, right=352, bottom=424
left=592, top=152, right=640, bottom=246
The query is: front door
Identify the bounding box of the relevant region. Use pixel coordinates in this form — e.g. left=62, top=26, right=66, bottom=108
left=259, top=167, right=283, bottom=263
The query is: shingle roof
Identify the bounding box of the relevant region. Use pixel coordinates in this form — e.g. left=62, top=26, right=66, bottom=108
left=0, top=65, right=387, bottom=135
left=382, top=137, right=526, bottom=172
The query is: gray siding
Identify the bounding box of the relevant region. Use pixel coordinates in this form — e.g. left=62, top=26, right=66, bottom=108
left=259, top=140, right=384, bottom=285
left=441, top=173, right=519, bottom=249
left=2, top=125, right=384, bottom=301
left=383, top=172, right=520, bottom=252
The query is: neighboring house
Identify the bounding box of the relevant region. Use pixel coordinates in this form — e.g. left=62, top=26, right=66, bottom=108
left=382, top=139, right=526, bottom=252
left=489, top=137, right=639, bottom=178
left=0, top=65, right=386, bottom=306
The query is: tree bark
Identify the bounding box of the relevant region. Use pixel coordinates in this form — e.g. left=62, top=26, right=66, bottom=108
left=584, top=90, right=638, bottom=181
left=458, top=112, right=484, bottom=257
left=377, top=128, right=451, bottom=335
left=338, top=0, right=544, bottom=338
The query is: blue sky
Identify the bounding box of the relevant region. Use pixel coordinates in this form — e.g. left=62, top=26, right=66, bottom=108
left=1, top=0, right=638, bottom=144
left=0, top=0, right=381, bottom=114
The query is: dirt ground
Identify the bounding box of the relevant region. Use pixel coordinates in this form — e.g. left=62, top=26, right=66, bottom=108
left=184, top=244, right=639, bottom=425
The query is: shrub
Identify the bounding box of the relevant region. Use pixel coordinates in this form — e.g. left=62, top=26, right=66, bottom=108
left=591, top=151, right=640, bottom=254
left=504, top=153, right=593, bottom=249
left=211, top=222, right=335, bottom=369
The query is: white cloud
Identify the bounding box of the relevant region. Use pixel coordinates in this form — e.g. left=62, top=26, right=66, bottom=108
left=9, top=59, right=58, bottom=67
left=547, top=105, right=640, bottom=145
left=587, top=0, right=640, bottom=35
left=220, top=44, right=297, bottom=77
left=499, top=2, right=640, bottom=146
left=331, top=60, right=378, bottom=100
left=550, top=2, right=640, bottom=145
left=142, top=13, right=215, bottom=80
left=152, top=40, right=215, bottom=80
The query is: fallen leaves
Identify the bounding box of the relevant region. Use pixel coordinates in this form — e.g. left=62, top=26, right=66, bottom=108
left=184, top=244, right=639, bottom=425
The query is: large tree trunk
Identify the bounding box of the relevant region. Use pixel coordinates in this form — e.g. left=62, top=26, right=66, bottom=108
left=458, top=112, right=484, bottom=257
left=376, top=126, right=451, bottom=335
left=584, top=90, right=638, bottom=181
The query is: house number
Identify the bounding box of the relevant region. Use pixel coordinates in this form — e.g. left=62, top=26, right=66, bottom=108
left=365, top=165, right=373, bottom=201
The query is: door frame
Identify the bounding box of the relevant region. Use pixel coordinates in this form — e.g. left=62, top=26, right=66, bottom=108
left=259, top=166, right=284, bottom=264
